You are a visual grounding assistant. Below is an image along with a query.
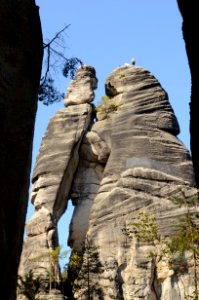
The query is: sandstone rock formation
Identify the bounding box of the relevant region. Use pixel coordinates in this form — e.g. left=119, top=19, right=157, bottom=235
left=18, top=66, right=97, bottom=300
left=19, top=64, right=199, bottom=300
left=0, top=1, right=43, bottom=299
left=70, top=66, right=198, bottom=300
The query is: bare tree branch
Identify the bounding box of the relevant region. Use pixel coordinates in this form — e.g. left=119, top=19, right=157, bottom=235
left=39, top=24, right=82, bottom=105
left=41, top=24, right=71, bottom=87
left=41, top=45, right=51, bottom=86
left=43, top=24, right=70, bottom=49
left=50, top=47, right=69, bottom=62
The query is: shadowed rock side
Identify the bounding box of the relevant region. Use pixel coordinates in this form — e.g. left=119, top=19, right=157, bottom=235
left=70, top=66, right=199, bottom=300
left=0, top=1, right=43, bottom=299
left=18, top=66, right=97, bottom=300
left=177, top=1, right=199, bottom=188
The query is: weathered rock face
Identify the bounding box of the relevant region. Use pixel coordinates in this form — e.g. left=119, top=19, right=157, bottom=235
left=0, top=1, right=43, bottom=299
left=19, top=65, right=198, bottom=300
left=18, top=66, right=97, bottom=299
left=64, top=65, right=98, bottom=106
left=70, top=66, right=198, bottom=300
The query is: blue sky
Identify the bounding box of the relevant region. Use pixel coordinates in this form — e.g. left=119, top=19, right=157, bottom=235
left=29, top=0, right=191, bottom=267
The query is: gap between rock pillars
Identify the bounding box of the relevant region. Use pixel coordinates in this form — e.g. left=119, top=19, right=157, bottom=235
left=57, top=200, right=74, bottom=270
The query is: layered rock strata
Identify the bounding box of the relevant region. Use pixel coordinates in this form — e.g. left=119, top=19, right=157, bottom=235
left=18, top=66, right=97, bottom=300
left=19, top=65, right=199, bottom=300
left=70, top=66, right=199, bottom=300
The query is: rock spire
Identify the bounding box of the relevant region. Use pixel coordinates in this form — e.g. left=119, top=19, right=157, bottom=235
left=19, top=64, right=198, bottom=300
left=18, top=65, right=97, bottom=300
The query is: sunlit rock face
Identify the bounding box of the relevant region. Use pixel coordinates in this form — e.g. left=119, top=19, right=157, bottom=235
left=70, top=66, right=198, bottom=300
left=64, top=65, right=98, bottom=106
left=18, top=66, right=97, bottom=300
left=19, top=65, right=198, bottom=300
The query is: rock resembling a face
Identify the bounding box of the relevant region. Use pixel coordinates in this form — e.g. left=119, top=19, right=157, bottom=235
left=64, top=65, right=98, bottom=106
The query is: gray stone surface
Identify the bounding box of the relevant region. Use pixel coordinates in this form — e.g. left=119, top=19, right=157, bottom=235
left=64, top=65, right=97, bottom=106
left=18, top=66, right=97, bottom=299
left=19, top=65, right=199, bottom=300
left=70, top=66, right=198, bottom=299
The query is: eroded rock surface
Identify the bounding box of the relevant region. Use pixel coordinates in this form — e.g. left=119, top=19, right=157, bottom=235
left=19, top=65, right=198, bottom=300
left=70, top=66, right=198, bottom=300
left=18, top=66, right=97, bottom=299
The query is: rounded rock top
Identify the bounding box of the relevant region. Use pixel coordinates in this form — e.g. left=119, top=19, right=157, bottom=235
left=105, top=65, right=156, bottom=97
left=64, top=65, right=98, bottom=106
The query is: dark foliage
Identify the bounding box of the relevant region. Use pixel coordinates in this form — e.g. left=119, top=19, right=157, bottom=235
left=63, top=238, right=104, bottom=299
left=18, top=270, right=41, bottom=300
left=38, top=56, right=83, bottom=105
left=38, top=24, right=83, bottom=105
left=38, top=76, right=64, bottom=106
left=63, top=57, right=83, bottom=79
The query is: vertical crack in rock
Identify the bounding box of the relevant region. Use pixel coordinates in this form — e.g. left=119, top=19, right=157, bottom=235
left=68, top=130, right=111, bottom=251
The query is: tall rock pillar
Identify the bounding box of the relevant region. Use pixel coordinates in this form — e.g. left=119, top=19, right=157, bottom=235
left=18, top=66, right=97, bottom=300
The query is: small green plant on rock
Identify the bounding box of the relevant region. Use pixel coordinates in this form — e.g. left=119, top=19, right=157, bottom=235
left=129, top=211, right=159, bottom=243
left=123, top=209, right=199, bottom=300
left=119, top=74, right=126, bottom=79
left=96, top=95, right=120, bottom=118
left=67, top=249, right=84, bottom=297
left=29, top=246, right=68, bottom=292
left=168, top=211, right=199, bottom=299
left=18, top=270, right=41, bottom=300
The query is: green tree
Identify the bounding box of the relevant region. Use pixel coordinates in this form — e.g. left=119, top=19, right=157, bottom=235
left=123, top=210, right=199, bottom=300
left=126, top=211, right=159, bottom=243
left=29, top=246, right=68, bottom=292
left=49, top=246, right=68, bottom=290
left=63, top=250, right=84, bottom=299
left=38, top=25, right=83, bottom=105
left=66, top=237, right=104, bottom=299
left=168, top=212, right=199, bottom=300
left=81, top=237, right=104, bottom=300
left=18, top=270, right=41, bottom=300
left=96, top=95, right=121, bottom=118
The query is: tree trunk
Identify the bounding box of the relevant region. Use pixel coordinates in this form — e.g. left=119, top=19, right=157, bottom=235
left=177, top=0, right=199, bottom=187
left=0, top=1, right=43, bottom=299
